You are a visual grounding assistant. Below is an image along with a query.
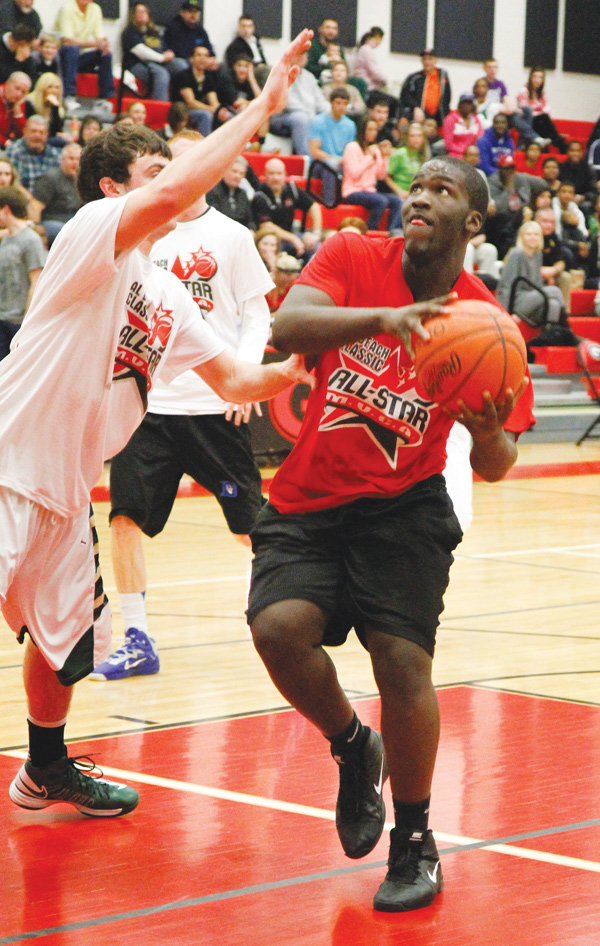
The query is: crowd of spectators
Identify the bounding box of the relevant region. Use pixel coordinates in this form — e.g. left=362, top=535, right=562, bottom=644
left=1, top=3, right=600, bottom=334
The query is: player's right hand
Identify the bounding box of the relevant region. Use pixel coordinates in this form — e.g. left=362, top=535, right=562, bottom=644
left=380, top=293, right=457, bottom=358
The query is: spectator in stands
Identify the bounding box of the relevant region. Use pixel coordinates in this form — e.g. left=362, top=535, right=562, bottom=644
left=560, top=140, right=598, bottom=213
left=321, top=60, right=365, bottom=119
left=400, top=47, right=451, bottom=126
left=423, top=116, right=446, bottom=156
left=207, top=155, right=254, bottom=230
left=583, top=195, right=600, bottom=288
left=156, top=100, right=189, bottom=140
left=0, top=22, right=37, bottom=85
left=269, top=50, right=327, bottom=156
left=472, top=77, right=496, bottom=128
left=25, top=72, right=67, bottom=144
left=225, top=15, right=268, bottom=86
left=486, top=153, right=534, bottom=259
left=75, top=110, right=100, bottom=144
left=516, top=68, right=567, bottom=153
left=0, top=184, right=45, bottom=361
left=224, top=54, right=268, bottom=146
left=341, top=115, right=401, bottom=232
left=552, top=181, right=588, bottom=237
left=30, top=140, right=81, bottom=244
left=6, top=113, right=61, bottom=190
left=170, top=45, right=232, bottom=137
left=541, top=155, right=562, bottom=197
left=306, top=18, right=344, bottom=82
left=366, top=91, right=396, bottom=143
left=0, top=150, right=29, bottom=203
left=124, top=100, right=147, bottom=126
left=463, top=142, right=484, bottom=174
left=336, top=215, right=368, bottom=235
left=164, top=0, right=215, bottom=74
left=477, top=57, right=535, bottom=145
left=0, top=70, right=30, bottom=147
left=55, top=0, right=115, bottom=112
left=497, top=220, right=569, bottom=334
left=32, top=32, right=62, bottom=83
left=0, top=0, right=41, bottom=39
left=254, top=224, right=280, bottom=274
left=252, top=156, right=323, bottom=260
left=308, top=87, right=355, bottom=200
left=514, top=140, right=544, bottom=176
left=266, top=251, right=302, bottom=314
left=120, top=3, right=178, bottom=103
left=535, top=206, right=575, bottom=309
left=442, top=92, right=484, bottom=159
left=352, top=27, right=387, bottom=94
left=386, top=121, right=429, bottom=199
left=478, top=113, right=514, bottom=176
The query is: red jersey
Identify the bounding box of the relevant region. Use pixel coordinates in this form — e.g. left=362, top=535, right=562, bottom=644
left=269, top=232, right=535, bottom=514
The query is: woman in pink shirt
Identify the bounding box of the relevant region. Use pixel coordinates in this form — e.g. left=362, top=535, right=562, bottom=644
left=352, top=27, right=387, bottom=91
left=342, top=117, right=401, bottom=231
left=516, top=68, right=567, bottom=153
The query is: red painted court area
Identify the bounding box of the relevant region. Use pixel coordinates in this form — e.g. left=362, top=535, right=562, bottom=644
left=1, top=687, right=600, bottom=945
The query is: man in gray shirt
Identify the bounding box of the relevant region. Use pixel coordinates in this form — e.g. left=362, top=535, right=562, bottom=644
left=0, top=184, right=46, bottom=359
left=31, top=141, right=82, bottom=245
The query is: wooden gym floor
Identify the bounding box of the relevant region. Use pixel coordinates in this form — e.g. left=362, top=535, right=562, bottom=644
left=1, top=441, right=600, bottom=944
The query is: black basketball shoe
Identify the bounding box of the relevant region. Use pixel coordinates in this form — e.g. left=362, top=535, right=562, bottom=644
left=373, top=828, right=443, bottom=912
left=332, top=728, right=388, bottom=858
left=9, top=754, right=139, bottom=817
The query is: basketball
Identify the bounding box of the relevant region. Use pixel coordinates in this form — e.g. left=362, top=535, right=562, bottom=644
left=413, top=299, right=527, bottom=413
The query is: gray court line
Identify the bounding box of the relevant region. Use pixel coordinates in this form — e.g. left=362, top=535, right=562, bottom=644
left=2, top=819, right=599, bottom=943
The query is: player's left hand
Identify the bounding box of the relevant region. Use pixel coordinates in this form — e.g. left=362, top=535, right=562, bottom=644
left=445, top=378, right=528, bottom=441
left=225, top=402, right=263, bottom=425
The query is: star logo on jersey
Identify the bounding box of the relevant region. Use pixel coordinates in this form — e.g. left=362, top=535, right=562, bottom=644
left=318, top=344, right=435, bottom=467
left=172, top=247, right=218, bottom=282
left=148, top=302, right=174, bottom=347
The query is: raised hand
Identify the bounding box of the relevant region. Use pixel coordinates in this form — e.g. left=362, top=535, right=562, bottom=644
left=259, top=29, right=313, bottom=116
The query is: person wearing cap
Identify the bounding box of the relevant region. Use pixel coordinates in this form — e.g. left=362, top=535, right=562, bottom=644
left=400, top=48, right=451, bottom=125
left=477, top=112, right=514, bottom=176
left=442, top=92, right=484, bottom=159
left=164, top=0, right=215, bottom=75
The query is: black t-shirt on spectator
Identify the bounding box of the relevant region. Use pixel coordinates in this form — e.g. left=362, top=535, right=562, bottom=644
left=170, top=67, right=220, bottom=105
left=252, top=182, right=314, bottom=232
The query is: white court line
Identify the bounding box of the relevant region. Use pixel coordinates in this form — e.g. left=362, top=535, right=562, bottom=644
left=105, top=574, right=248, bottom=593
left=3, top=750, right=599, bottom=875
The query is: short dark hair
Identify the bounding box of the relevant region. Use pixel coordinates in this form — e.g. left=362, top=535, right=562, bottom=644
left=422, top=156, right=489, bottom=223
left=366, top=91, right=389, bottom=110
left=542, top=156, right=559, bottom=168
left=12, top=23, right=37, bottom=43
left=0, top=185, right=28, bottom=218
left=329, top=87, right=350, bottom=103
left=77, top=123, right=171, bottom=203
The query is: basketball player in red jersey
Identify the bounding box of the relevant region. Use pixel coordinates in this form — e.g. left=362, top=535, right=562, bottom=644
left=247, top=157, right=535, bottom=912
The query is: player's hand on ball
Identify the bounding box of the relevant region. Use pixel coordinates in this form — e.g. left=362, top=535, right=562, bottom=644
left=445, top=378, right=528, bottom=441
left=381, top=292, right=457, bottom=358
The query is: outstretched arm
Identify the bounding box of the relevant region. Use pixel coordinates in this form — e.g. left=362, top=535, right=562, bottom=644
left=194, top=349, right=314, bottom=404
left=273, top=283, right=455, bottom=357
left=115, top=29, right=313, bottom=257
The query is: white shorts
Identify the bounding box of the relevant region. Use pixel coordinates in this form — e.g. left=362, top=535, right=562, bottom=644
left=0, top=489, right=112, bottom=685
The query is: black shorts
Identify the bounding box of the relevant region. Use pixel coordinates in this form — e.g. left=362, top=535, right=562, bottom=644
left=247, top=475, right=462, bottom=657
left=109, top=412, right=264, bottom=537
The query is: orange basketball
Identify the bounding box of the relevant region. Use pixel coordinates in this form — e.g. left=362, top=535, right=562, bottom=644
left=413, top=299, right=527, bottom=413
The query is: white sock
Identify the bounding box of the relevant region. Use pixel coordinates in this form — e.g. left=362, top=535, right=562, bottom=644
left=119, top=592, right=148, bottom=635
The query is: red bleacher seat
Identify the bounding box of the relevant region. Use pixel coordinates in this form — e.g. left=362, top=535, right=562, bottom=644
left=243, top=152, right=307, bottom=177
left=76, top=73, right=99, bottom=98
left=570, top=315, right=600, bottom=340
left=119, top=97, right=169, bottom=129
left=554, top=119, right=594, bottom=145
left=569, top=290, right=596, bottom=316
left=533, top=346, right=580, bottom=373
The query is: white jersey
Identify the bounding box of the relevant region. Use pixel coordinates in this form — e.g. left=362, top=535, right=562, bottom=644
left=0, top=194, right=224, bottom=518
left=149, top=206, right=273, bottom=415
